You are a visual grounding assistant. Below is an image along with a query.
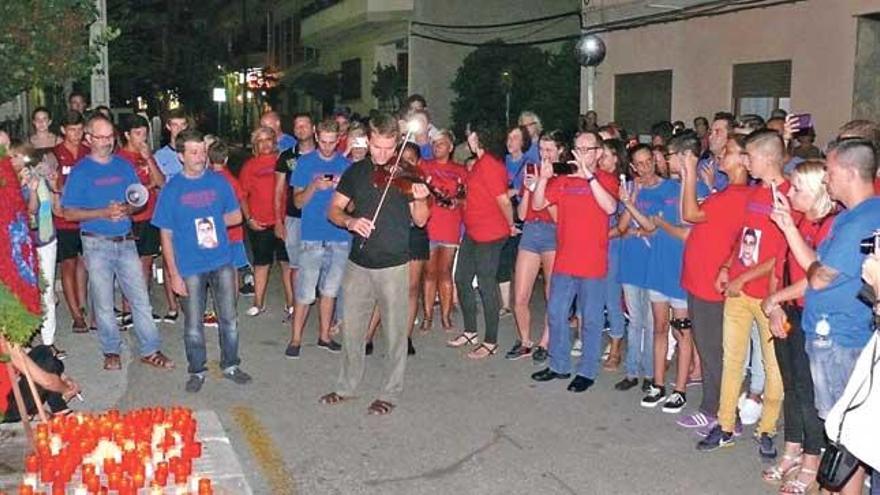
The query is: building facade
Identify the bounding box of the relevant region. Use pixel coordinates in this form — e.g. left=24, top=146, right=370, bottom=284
left=580, top=0, right=880, bottom=144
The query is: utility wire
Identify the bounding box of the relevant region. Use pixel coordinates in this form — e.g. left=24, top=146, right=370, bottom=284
left=411, top=10, right=580, bottom=30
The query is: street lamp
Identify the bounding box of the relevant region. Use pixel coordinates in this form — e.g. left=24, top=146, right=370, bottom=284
left=213, top=88, right=226, bottom=136
left=500, top=70, right=513, bottom=126
left=575, top=33, right=607, bottom=112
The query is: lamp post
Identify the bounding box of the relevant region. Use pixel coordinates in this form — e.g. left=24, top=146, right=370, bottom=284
left=500, top=70, right=513, bottom=126
left=213, top=88, right=226, bottom=136
left=575, top=34, right=607, bottom=112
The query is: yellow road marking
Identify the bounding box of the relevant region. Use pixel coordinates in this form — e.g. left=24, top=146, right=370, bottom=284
left=230, top=405, right=297, bottom=495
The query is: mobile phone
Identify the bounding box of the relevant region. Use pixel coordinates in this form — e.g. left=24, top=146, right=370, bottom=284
left=525, top=163, right=537, bottom=176
left=770, top=180, right=780, bottom=206
left=552, top=162, right=577, bottom=175
left=323, top=173, right=335, bottom=181
left=793, top=113, right=813, bottom=130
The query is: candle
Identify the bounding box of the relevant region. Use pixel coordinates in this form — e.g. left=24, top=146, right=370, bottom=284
left=25, top=454, right=39, bottom=472
left=199, top=478, right=213, bottom=495
left=74, top=486, right=88, bottom=495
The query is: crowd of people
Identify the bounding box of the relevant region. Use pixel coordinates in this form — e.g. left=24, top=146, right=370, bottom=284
left=2, top=89, right=880, bottom=494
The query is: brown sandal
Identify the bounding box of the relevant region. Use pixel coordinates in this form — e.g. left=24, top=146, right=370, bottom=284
left=419, top=317, right=433, bottom=333
left=319, top=392, right=348, bottom=405
left=367, top=399, right=395, bottom=415
left=103, top=353, right=122, bottom=370
left=140, top=351, right=175, bottom=369
left=467, top=343, right=498, bottom=360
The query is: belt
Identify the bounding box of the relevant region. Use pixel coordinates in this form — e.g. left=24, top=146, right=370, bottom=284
left=82, top=231, right=135, bottom=242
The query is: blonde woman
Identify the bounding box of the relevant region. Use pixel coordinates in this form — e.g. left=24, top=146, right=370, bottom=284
left=760, top=160, right=836, bottom=494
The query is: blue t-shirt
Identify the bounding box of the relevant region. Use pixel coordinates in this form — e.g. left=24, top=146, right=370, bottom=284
left=644, top=179, right=710, bottom=300
left=419, top=142, right=434, bottom=161
left=278, top=133, right=297, bottom=154
left=803, top=196, right=880, bottom=348
left=697, top=152, right=728, bottom=191
left=154, top=145, right=183, bottom=181
left=291, top=152, right=351, bottom=243
left=617, top=180, right=666, bottom=287
left=61, top=156, right=140, bottom=236
left=504, top=153, right=534, bottom=194
left=151, top=170, right=239, bottom=277
left=525, top=141, right=540, bottom=168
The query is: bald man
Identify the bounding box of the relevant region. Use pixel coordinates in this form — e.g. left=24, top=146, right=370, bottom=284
left=260, top=111, right=296, bottom=153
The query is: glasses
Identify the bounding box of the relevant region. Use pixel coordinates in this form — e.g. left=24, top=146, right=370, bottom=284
left=575, top=146, right=601, bottom=153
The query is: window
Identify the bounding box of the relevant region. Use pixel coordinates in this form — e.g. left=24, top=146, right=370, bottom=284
left=614, top=70, right=672, bottom=137
left=732, top=60, right=791, bottom=119
left=397, top=52, right=409, bottom=86
left=340, top=58, right=361, bottom=100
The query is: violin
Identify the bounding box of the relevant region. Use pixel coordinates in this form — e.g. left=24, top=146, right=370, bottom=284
left=371, top=154, right=465, bottom=208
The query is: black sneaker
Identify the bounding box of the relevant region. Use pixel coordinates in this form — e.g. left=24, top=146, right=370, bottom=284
left=162, top=311, right=179, bottom=324
left=284, top=344, right=301, bottom=359
left=151, top=313, right=163, bottom=323
left=696, top=425, right=735, bottom=452
left=119, top=314, right=133, bottom=330
left=505, top=341, right=533, bottom=360
left=640, top=383, right=666, bottom=408
left=407, top=338, right=416, bottom=356
left=240, top=282, right=255, bottom=297
left=641, top=378, right=653, bottom=393
left=223, top=367, right=252, bottom=385
left=567, top=375, right=594, bottom=393
left=48, top=345, right=67, bottom=360
left=531, top=346, right=548, bottom=364
left=365, top=341, right=374, bottom=356
left=614, top=377, right=639, bottom=391
left=662, top=391, right=687, bottom=413
left=531, top=368, right=571, bottom=382
left=756, top=432, right=778, bottom=459
left=114, top=309, right=126, bottom=322
left=317, top=339, right=342, bottom=353
left=185, top=374, right=205, bottom=393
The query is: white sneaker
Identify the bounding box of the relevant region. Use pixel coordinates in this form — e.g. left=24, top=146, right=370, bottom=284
left=738, top=393, right=763, bottom=426
left=245, top=306, right=264, bottom=317
left=571, top=338, right=583, bottom=357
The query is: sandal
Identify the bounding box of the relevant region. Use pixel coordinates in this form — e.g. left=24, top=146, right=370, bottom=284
left=72, top=316, right=89, bottom=334
left=762, top=453, right=802, bottom=483
left=140, top=351, right=175, bottom=370
left=467, top=343, right=498, bottom=360
left=419, top=317, right=433, bottom=333
left=779, top=467, right=817, bottom=494
left=446, top=332, right=478, bottom=348
left=319, top=392, right=348, bottom=405
left=103, top=353, right=122, bottom=371
left=367, top=399, right=395, bottom=416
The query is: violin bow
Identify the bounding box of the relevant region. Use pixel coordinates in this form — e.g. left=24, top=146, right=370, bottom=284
left=360, top=125, right=418, bottom=249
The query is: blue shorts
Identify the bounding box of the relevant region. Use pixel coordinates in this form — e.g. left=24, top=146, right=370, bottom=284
left=518, top=221, right=556, bottom=254
left=805, top=338, right=862, bottom=419
left=295, top=240, right=350, bottom=304
left=231, top=241, right=250, bottom=269
left=284, top=216, right=302, bottom=268
left=648, top=289, right=688, bottom=310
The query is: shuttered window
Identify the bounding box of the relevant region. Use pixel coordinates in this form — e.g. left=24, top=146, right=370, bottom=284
left=732, top=60, right=791, bottom=117
left=614, top=70, right=672, bottom=137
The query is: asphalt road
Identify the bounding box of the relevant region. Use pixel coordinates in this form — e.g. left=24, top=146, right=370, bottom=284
left=15, top=272, right=779, bottom=495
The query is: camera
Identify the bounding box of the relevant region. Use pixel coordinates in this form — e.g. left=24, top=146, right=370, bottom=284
left=859, top=229, right=880, bottom=255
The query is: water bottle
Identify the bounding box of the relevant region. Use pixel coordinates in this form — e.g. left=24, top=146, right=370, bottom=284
left=814, top=314, right=831, bottom=349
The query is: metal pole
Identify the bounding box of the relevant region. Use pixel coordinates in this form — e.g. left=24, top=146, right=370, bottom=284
left=586, top=66, right=596, bottom=112
left=90, top=0, right=110, bottom=107
left=505, top=91, right=511, bottom=127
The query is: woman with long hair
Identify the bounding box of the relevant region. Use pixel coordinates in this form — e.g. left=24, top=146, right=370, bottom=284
left=506, top=130, right=566, bottom=361
left=29, top=107, right=62, bottom=157
left=760, top=160, right=836, bottom=494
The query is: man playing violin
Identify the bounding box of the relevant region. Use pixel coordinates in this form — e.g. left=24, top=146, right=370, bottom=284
left=320, top=113, right=430, bottom=416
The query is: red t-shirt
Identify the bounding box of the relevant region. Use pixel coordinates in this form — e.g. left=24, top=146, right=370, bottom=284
left=53, top=142, right=90, bottom=230
left=775, top=213, right=835, bottom=307
left=874, top=177, right=880, bottom=195
left=728, top=182, right=794, bottom=299
left=0, top=361, right=10, bottom=414
left=239, top=154, right=280, bottom=226
left=520, top=184, right=554, bottom=223
left=116, top=148, right=158, bottom=222
left=546, top=171, right=619, bottom=278
left=462, top=153, right=509, bottom=243
left=422, top=159, right=467, bottom=244
left=216, top=167, right=245, bottom=243
left=681, top=185, right=752, bottom=302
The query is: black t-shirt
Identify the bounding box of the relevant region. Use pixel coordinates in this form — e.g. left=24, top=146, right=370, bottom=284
left=336, top=158, right=412, bottom=269
left=275, top=147, right=312, bottom=218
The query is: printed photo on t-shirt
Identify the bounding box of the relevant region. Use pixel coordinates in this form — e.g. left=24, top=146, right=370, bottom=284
left=195, top=217, right=218, bottom=249
left=738, top=227, right=761, bottom=267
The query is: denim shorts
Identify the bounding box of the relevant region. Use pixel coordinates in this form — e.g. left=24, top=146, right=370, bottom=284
left=295, top=240, right=350, bottom=304
left=230, top=241, right=250, bottom=269
left=284, top=216, right=302, bottom=268
left=648, top=289, right=688, bottom=310
left=804, top=337, right=863, bottom=419
left=518, top=221, right=556, bottom=254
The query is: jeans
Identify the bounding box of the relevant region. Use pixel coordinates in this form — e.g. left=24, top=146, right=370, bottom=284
left=689, top=295, right=724, bottom=416
left=747, top=322, right=766, bottom=395
left=718, top=295, right=782, bottom=435
left=804, top=336, right=863, bottom=419
left=295, top=240, right=349, bottom=304
left=774, top=307, right=824, bottom=454
left=336, top=261, right=409, bottom=402
left=181, top=265, right=240, bottom=375
left=82, top=236, right=161, bottom=357
left=622, top=284, right=654, bottom=379
left=454, top=235, right=505, bottom=344
left=548, top=274, right=604, bottom=379
left=284, top=216, right=302, bottom=268
left=37, top=240, right=57, bottom=346
left=602, top=248, right=625, bottom=340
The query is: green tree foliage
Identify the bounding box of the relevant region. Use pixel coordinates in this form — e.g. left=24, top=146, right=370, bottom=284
left=450, top=41, right=579, bottom=138
left=0, top=0, right=102, bottom=102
